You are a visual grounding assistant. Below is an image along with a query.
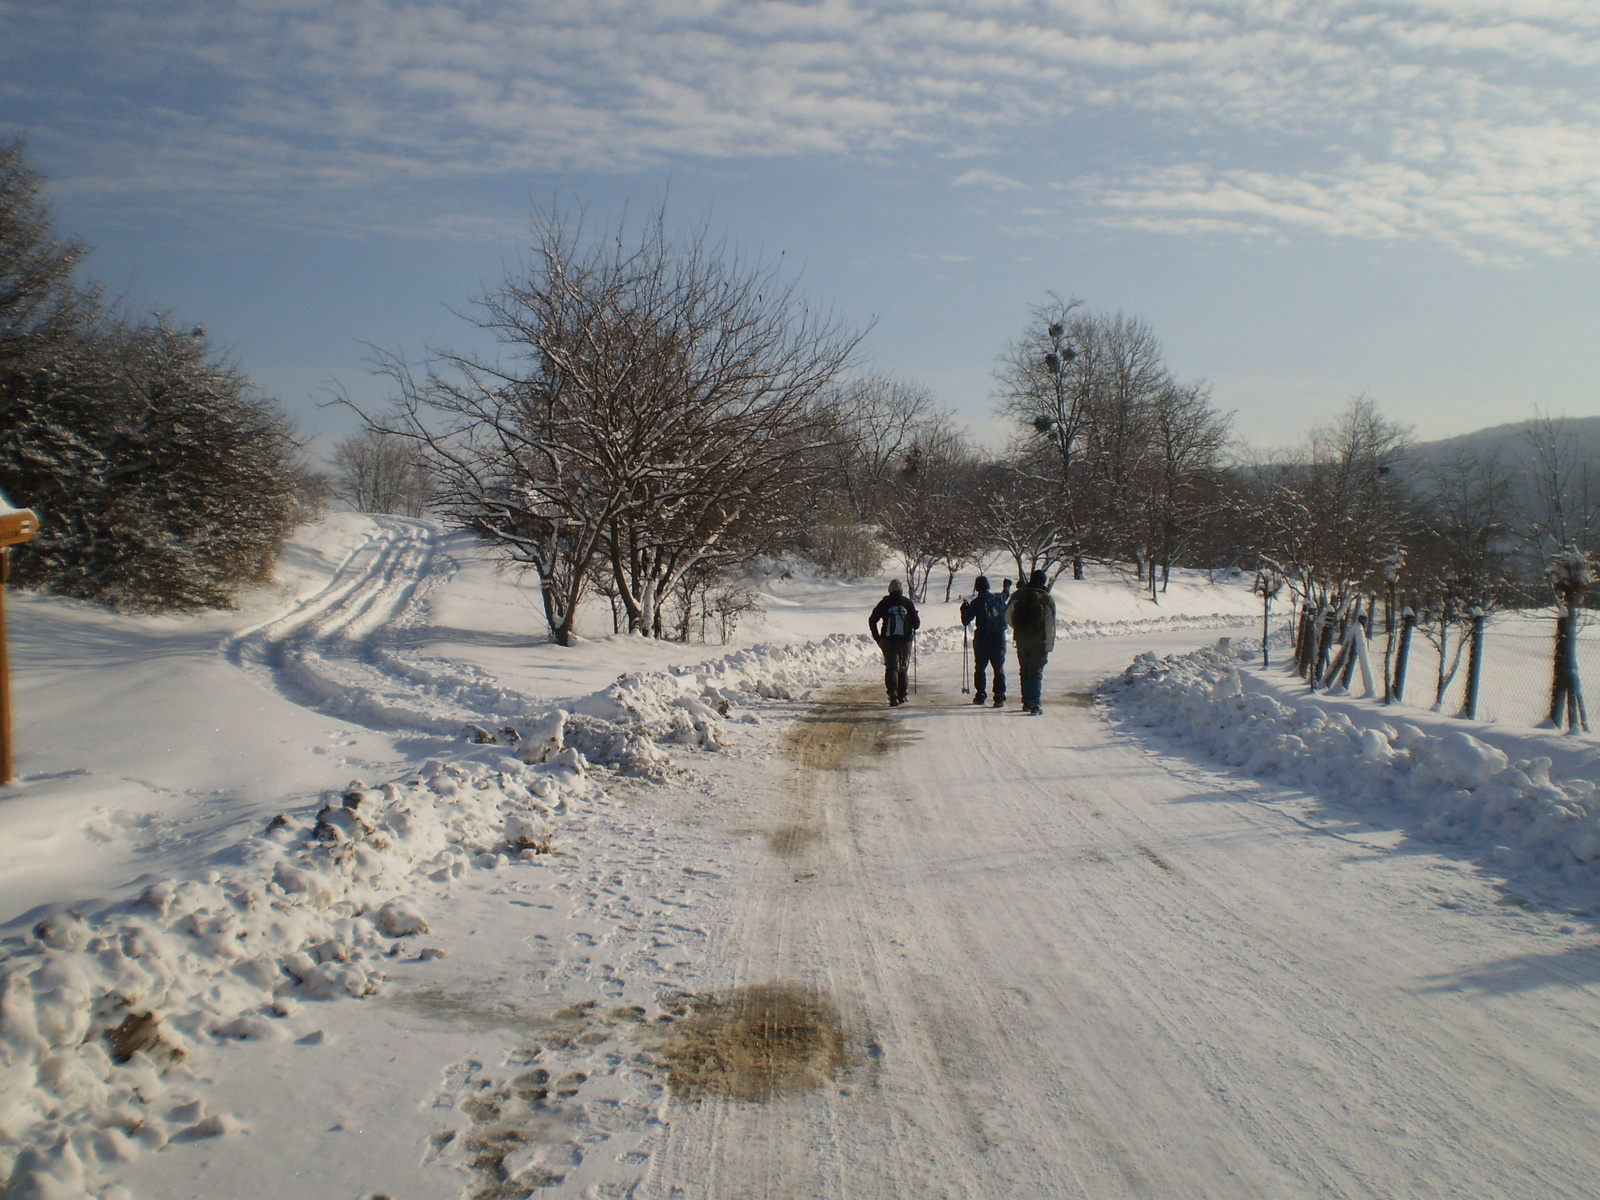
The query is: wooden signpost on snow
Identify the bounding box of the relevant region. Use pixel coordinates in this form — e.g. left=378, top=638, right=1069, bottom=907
left=0, top=493, right=40, bottom=784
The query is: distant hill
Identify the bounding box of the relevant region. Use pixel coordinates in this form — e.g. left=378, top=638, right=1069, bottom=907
left=1405, top=416, right=1600, bottom=480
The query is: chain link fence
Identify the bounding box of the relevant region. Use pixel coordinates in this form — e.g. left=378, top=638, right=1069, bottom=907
left=1294, top=607, right=1600, bottom=733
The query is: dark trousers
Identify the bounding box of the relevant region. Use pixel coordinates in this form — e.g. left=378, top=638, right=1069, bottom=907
left=973, top=638, right=1006, bottom=702
left=1016, top=640, right=1050, bottom=709
left=881, top=638, right=912, bottom=701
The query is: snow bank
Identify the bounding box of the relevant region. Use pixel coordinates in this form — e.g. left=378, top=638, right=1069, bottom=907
left=0, top=753, right=590, bottom=1200
left=1104, top=643, right=1600, bottom=885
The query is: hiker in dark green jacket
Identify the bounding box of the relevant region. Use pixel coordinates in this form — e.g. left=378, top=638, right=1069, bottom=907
left=1006, top=569, right=1058, bottom=715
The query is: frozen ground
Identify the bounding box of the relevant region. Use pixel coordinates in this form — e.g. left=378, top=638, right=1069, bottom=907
left=3, top=514, right=1600, bottom=1198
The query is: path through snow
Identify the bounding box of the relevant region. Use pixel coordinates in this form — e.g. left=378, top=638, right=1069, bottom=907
left=646, top=641, right=1600, bottom=1199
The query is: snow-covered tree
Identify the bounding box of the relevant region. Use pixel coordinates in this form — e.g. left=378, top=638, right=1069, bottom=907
left=368, top=204, right=862, bottom=644
left=3, top=317, right=308, bottom=609
left=0, top=137, right=90, bottom=365
left=0, top=142, right=308, bottom=610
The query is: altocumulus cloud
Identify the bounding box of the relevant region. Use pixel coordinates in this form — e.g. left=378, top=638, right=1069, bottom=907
left=3, top=0, right=1597, bottom=257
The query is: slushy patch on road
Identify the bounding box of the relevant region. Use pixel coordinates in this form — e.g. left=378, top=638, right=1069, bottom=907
left=650, top=983, right=848, bottom=1103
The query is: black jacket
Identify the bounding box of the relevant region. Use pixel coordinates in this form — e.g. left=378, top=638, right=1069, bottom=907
left=869, top=593, right=921, bottom=642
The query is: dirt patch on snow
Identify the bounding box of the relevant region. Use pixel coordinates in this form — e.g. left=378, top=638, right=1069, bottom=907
left=768, top=822, right=823, bottom=856
left=650, top=982, right=848, bottom=1102
left=782, top=685, right=923, bottom=777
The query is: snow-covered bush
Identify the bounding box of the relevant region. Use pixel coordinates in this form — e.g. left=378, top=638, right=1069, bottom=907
left=0, top=140, right=311, bottom=612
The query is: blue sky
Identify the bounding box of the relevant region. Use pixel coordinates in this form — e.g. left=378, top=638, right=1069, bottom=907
left=4, top=0, right=1598, bottom=451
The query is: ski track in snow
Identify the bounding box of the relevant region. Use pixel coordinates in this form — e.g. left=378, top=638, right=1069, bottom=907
left=225, top=518, right=538, bottom=736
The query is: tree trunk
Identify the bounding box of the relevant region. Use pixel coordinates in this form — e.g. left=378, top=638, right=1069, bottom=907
left=1261, top=591, right=1272, bottom=669
left=1460, top=609, right=1485, bottom=720
left=1549, top=603, right=1570, bottom=728
left=1382, top=586, right=1396, bottom=702
left=1392, top=609, right=1415, bottom=703
left=1433, top=622, right=1450, bottom=711
left=1311, top=605, right=1335, bottom=689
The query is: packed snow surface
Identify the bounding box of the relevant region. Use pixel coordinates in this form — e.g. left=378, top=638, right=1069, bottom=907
left=4, top=513, right=1600, bottom=1198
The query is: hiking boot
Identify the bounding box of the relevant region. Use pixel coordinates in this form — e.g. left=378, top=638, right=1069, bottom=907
left=972, top=694, right=986, bottom=705
left=992, top=698, right=1005, bottom=708
left=1026, top=705, right=1042, bottom=715
left=897, top=694, right=909, bottom=706
left=888, top=696, right=900, bottom=707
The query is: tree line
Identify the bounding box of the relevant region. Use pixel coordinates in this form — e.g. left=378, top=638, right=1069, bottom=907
left=5, top=137, right=1596, bottom=670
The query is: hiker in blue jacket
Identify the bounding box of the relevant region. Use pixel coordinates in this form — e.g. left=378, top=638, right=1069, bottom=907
left=959, top=575, right=1008, bottom=707
left=869, top=579, right=920, bottom=707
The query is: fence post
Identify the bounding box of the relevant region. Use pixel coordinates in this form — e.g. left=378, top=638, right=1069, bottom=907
left=1392, top=606, right=1415, bottom=704
left=1460, top=606, right=1485, bottom=720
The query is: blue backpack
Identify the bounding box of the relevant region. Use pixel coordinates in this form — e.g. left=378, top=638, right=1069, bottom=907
left=971, top=593, right=1007, bottom=639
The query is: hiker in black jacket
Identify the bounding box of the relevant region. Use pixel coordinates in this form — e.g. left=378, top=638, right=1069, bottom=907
left=959, top=574, right=1007, bottom=707
left=869, top=580, right=921, bottom=707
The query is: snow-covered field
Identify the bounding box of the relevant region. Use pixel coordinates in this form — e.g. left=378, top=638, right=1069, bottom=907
left=4, top=513, right=1600, bottom=1199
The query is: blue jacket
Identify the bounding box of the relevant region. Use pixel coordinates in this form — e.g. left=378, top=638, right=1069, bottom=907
left=960, top=592, right=1008, bottom=643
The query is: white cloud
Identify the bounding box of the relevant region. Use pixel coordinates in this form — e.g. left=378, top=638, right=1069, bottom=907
left=4, top=0, right=1599, bottom=256
left=951, top=168, right=1026, bottom=189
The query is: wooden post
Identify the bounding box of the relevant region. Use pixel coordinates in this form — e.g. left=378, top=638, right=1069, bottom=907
left=0, top=500, right=41, bottom=785
left=1, top=547, right=10, bottom=784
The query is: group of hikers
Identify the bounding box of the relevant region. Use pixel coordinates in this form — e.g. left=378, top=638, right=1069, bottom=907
left=867, top=570, right=1058, bottom=715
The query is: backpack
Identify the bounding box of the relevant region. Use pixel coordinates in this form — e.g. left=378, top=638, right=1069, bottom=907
left=1010, top=586, right=1046, bottom=635
left=882, top=601, right=909, bottom=639
left=973, top=593, right=1007, bottom=638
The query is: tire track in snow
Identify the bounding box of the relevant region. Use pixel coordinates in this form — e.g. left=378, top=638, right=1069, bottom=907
left=225, top=517, right=540, bottom=736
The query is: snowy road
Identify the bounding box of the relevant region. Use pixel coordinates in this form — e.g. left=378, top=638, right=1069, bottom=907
left=14, top=511, right=1600, bottom=1200
left=652, top=640, right=1600, bottom=1199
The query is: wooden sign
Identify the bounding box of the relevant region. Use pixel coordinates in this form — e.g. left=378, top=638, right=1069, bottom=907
left=0, top=509, right=38, bottom=548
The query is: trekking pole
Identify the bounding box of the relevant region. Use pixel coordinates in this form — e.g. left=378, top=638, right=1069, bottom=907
left=912, top=636, right=918, bottom=695
left=961, top=626, right=970, bottom=695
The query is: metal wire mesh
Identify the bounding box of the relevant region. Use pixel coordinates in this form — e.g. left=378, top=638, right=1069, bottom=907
left=1329, top=608, right=1600, bottom=733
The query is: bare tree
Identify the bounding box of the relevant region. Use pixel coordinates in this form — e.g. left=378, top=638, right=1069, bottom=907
left=980, top=450, right=1077, bottom=584
left=825, top=375, right=943, bottom=523
left=1237, top=399, right=1412, bottom=686
left=1521, top=409, right=1600, bottom=559
left=331, top=428, right=434, bottom=516
left=996, top=301, right=1197, bottom=581
left=878, top=420, right=979, bottom=602
left=364, top=204, right=862, bottom=644
left=1402, top=443, right=1513, bottom=705
left=1136, top=379, right=1232, bottom=599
